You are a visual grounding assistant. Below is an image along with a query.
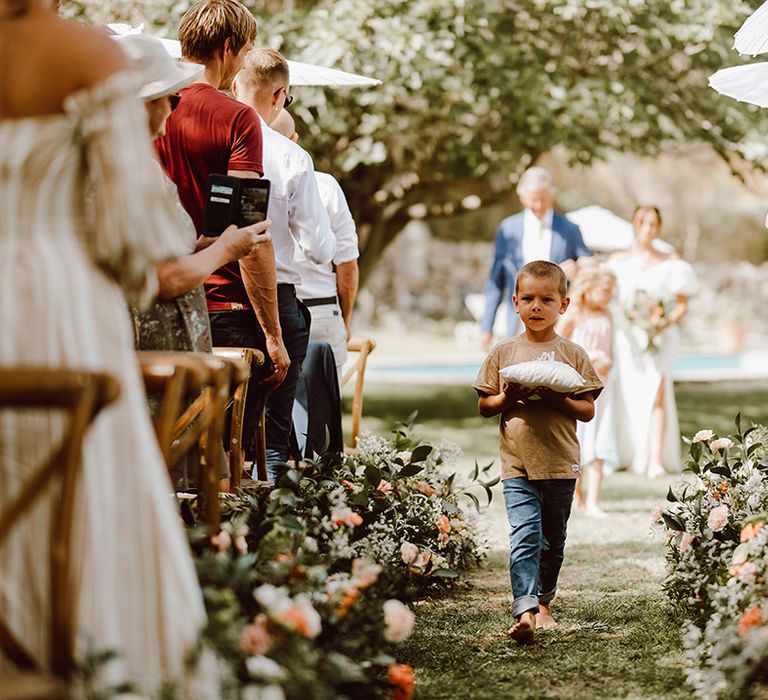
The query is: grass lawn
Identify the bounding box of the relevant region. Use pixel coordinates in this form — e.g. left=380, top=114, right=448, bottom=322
left=343, top=381, right=768, bottom=700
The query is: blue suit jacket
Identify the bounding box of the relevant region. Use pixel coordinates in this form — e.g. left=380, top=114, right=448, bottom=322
left=480, top=211, right=592, bottom=334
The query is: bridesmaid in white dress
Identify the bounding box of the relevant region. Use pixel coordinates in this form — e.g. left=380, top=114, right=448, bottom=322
left=0, top=2, right=207, bottom=694
left=608, top=206, right=699, bottom=477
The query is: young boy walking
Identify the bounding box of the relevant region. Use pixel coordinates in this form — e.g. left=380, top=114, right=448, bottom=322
left=473, top=261, right=603, bottom=643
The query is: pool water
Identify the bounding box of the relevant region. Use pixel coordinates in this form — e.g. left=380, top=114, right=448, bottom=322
left=366, top=353, right=755, bottom=384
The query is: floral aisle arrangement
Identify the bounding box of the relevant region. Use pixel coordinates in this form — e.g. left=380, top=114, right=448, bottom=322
left=184, top=422, right=495, bottom=700
left=656, top=417, right=768, bottom=699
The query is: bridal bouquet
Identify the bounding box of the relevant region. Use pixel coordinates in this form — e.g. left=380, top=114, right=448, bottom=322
left=625, top=289, right=672, bottom=353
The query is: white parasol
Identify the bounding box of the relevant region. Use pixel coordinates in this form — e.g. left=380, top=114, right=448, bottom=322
left=108, top=23, right=381, bottom=87
left=733, top=0, right=768, bottom=56
left=708, top=62, right=768, bottom=108
left=565, top=205, right=675, bottom=253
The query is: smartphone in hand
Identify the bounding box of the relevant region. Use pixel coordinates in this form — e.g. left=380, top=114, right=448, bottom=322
left=202, top=174, right=271, bottom=236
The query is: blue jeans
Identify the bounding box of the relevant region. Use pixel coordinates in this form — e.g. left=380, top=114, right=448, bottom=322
left=502, top=477, right=576, bottom=618
left=210, top=285, right=309, bottom=482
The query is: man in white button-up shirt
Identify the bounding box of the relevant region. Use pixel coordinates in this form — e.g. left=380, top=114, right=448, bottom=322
left=233, top=47, right=336, bottom=480
left=272, top=108, right=359, bottom=382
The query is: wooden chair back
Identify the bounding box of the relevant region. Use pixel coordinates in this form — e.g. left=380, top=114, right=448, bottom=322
left=340, top=336, right=376, bottom=448
left=138, top=351, right=227, bottom=527
left=212, top=347, right=266, bottom=486
left=0, top=368, right=119, bottom=682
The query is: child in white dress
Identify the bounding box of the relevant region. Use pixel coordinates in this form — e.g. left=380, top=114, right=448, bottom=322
left=560, top=264, right=618, bottom=518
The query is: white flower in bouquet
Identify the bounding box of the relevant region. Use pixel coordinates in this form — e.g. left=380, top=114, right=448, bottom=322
left=383, top=599, right=415, bottom=642
left=625, top=289, right=673, bottom=353
left=245, top=656, right=287, bottom=683
left=707, top=505, right=729, bottom=532
left=692, top=429, right=715, bottom=443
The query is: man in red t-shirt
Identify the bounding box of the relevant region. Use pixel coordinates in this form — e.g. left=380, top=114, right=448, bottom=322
left=156, top=0, right=290, bottom=471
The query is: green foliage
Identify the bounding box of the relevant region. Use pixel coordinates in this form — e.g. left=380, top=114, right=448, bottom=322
left=265, top=0, right=764, bottom=275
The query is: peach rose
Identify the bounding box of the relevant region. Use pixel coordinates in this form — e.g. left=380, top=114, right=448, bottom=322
left=239, top=614, right=272, bottom=656
left=415, top=482, right=439, bottom=497
left=388, top=663, right=415, bottom=700
left=710, top=437, right=734, bottom=452
left=332, top=507, right=363, bottom=527
left=377, top=480, right=393, bottom=496
left=739, top=606, right=763, bottom=638
left=740, top=522, right=764, bottom=542
left=707, top=504, right=729, bottom=532
left=337, top=586, right=360, bottom=618
left=651, top=503, right=663, bottom=524
left=275, top=601, right=321, bottom=638
left=396, top=451, right=412, bottom=463
left=436, top=514, right=451, bottom=534
left=729, top=561, right=758, bottom=584
left=383, top=599, right=415, bottom=643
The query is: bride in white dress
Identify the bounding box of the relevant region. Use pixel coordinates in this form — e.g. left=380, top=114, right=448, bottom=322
left=0, top=2, right=207, bottom=694
left=608, top=206, right=698, bottom=477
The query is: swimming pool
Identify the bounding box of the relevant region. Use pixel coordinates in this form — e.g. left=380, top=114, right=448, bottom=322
left=364, top=352, right=767, bottom=384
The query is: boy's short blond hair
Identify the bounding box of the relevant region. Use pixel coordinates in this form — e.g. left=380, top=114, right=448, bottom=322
left=237, top=47, right=289, bottom=91
left=515, top=260, right=567, bottom=297
left=179, top=0, right=258, bottom=63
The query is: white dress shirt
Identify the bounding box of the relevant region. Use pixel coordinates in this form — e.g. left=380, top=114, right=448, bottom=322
left=294, top=171, right=359, bottom=300
left=260, top=118, right=335, bottom=285
left=521, top=208, right=554, bottom=265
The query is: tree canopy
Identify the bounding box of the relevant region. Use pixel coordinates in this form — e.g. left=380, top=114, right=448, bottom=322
left=265, top=0, right=765, bottom=277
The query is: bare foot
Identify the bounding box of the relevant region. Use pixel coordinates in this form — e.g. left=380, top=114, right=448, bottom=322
left=647, top=463, right=667, bottom=479
left=508, top=611, right=535, bottom=643
left=585, top=504, right=608, bottom=519
left=535, top=604, right=557, bottom=629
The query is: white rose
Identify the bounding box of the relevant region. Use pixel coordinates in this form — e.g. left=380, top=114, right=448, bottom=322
left=710, top=437, right=734, bottom=452
left=692, top=429, right=715, bottom=444
left=383, top=599, right=415, bottom=642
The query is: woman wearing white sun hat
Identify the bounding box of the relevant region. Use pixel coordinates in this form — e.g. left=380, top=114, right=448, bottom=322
left=116, top=33, right=272, bottom=357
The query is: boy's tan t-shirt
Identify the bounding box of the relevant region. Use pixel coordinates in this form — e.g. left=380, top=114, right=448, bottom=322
left=473, top=335, right=603, bottom=481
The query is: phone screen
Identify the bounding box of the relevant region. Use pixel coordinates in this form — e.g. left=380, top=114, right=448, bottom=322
left=240, top=183, right=269, bottom=225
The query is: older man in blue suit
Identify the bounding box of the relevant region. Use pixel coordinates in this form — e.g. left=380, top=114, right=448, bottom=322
left=479, top=167, right=592, bottom=350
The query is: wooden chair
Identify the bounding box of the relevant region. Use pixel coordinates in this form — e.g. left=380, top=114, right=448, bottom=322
left=212, top=347, right=266, bottom=486
left=0, top=368, right=120, bottom=691
left=137, top=351, right=229, bottom=528
left=341, top=336, right=376, bottom=448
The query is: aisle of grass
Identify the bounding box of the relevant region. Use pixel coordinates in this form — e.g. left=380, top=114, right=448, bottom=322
left=343, top=381, right=768, bottom=700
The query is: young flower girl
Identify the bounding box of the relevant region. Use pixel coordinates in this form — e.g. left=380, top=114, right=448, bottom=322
left=560, top=264, right=618, bottom=517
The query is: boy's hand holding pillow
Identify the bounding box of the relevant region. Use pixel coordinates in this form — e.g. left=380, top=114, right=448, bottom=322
left=499, top=360, right=586, bottom=399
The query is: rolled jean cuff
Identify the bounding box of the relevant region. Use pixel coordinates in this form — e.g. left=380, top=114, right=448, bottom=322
left=512, top=594, right=539, bottom=618
left=538, top=587, right=556, bottom=605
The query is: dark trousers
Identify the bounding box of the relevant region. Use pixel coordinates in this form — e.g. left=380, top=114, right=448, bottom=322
left=209, top=284, right=310, bottom=480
